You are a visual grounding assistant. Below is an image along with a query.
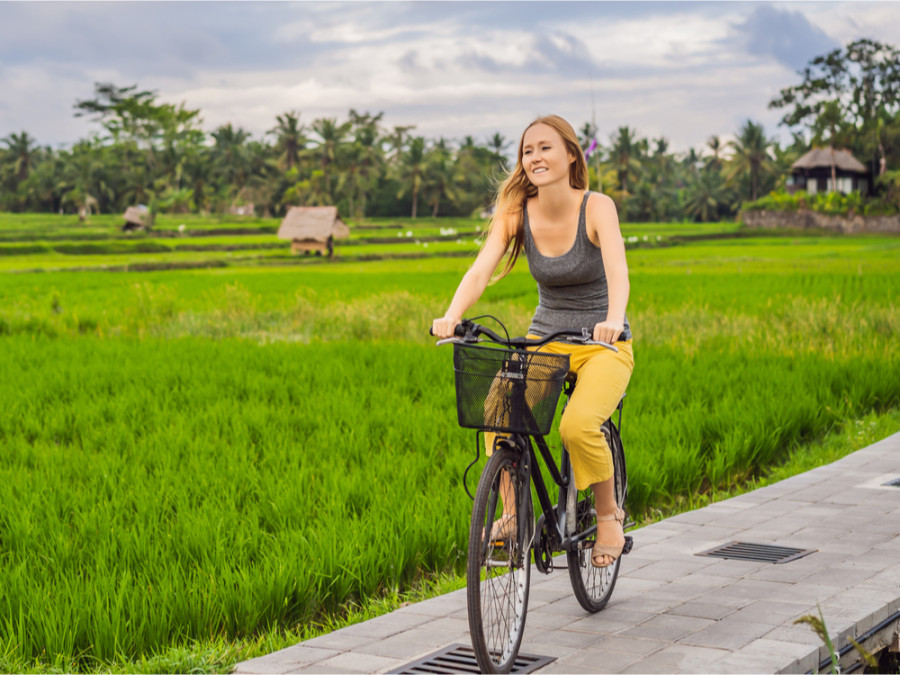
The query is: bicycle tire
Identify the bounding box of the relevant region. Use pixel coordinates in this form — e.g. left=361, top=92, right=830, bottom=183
left=566, top=419, right=626, bottom=613
left=467, top=445, right=532, bottom=673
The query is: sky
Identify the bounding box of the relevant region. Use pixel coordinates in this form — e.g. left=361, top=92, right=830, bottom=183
left=1, top=1, right=898, bottom=155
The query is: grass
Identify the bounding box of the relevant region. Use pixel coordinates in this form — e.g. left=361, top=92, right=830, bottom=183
left=0, top=212, right=898, bottom=672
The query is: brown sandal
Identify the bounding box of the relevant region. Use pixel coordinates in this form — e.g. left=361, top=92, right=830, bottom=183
left=591, top=508, right=625, bottom=568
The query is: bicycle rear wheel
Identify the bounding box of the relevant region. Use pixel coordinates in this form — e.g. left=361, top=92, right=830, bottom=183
left=467, top=444, right=532, bottom=673
left=567, top=419, right=627, bottom=612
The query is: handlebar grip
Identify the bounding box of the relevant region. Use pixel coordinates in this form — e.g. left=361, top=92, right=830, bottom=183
left=429, top=321, right=471, bottom=338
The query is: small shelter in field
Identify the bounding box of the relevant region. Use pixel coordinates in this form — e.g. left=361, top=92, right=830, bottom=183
left=122, top=205, right=151, bottom=231
left=278, top=206, right=349, bottom=257
left=787, top=147, right=870, bottom=196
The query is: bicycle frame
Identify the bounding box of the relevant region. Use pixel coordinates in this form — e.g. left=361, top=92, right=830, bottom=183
left=496, top=403, right=596, bottom=559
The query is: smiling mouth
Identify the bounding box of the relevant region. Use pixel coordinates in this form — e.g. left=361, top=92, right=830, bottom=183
left=533, top=168, right=548, bottom=174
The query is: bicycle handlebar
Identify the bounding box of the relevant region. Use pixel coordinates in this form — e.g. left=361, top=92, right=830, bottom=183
left=430, top=318, right=618, bottom=352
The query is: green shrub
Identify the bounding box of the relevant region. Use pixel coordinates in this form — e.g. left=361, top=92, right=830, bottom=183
left=743, top=189, right=897, bottom=216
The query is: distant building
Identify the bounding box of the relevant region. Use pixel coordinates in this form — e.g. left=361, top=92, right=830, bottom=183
left=277, top=206, right=350, bottom=257
left=787, top=147, right=870, bottom=196
left=122, top=205, right=151, bottom=231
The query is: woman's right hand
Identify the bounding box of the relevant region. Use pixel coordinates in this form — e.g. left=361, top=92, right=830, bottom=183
left=432, top=316, right=461, bottom=339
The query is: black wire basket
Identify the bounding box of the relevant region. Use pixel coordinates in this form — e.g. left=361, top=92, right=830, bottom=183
left=453, top=342, right=570, bottom=435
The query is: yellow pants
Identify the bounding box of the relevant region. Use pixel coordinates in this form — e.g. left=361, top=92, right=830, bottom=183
left=486, top=338, right=634, bottom=490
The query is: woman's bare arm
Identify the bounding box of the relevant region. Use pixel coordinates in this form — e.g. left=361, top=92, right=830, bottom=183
left=586, top=193, right=630, bottom=343
left=432, top=212, right=516, bottom=338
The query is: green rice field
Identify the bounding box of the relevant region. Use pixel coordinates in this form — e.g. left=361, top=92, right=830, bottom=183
left=0, top=211, right=898, bottom=673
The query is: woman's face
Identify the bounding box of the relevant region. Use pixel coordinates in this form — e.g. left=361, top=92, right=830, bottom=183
left=521, top=123, right=574, bottom=188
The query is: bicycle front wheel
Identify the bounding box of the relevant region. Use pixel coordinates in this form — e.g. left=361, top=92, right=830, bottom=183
left=567, top=419, right=626, bottom=612
left=467, top=445, right=532, bottom=673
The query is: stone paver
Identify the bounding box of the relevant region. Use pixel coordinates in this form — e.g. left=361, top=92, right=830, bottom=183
left=233, top=432, right=900, bottom=674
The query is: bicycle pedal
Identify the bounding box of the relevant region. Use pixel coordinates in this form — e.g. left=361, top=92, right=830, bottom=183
left=622, top=535, right=634, bottom=555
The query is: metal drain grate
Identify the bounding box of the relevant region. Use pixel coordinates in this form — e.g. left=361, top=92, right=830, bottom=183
left=696, top=541, right=815, bottom=564
left=390, top=643, right=555, bottom=674
left=882, top=477, right=900, bottom=487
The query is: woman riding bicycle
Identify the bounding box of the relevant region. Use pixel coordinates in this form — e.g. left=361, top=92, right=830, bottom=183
left=432, top=114, right=634, bottom=568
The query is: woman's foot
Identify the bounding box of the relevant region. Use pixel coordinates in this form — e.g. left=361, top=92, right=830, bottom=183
left=591, top=508, right=625, bottom=568
left=486, top=513, right=516, bottom=541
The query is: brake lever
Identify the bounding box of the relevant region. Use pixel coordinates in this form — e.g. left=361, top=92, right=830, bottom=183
left=436, top=337, right=482, bottom=347
left=563, top=335, right=619, bottom=352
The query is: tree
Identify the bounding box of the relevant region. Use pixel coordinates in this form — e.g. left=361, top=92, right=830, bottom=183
left=270, top=111, right=306, bottom=172
left=341, top=110, right=384, bottom=217
left=74, top=82, right=204, bottom=213
left=309, top=117, right=351, bottom=203
left=58, top=139, right=114, bottom=217
left=74, top=83, right=157, bottom=144
left=769, top=39, right=900, bottom=176
left=211, top=124, right=252, bottom=205
left=684, top=169, right=731, bottom=222
left=384, top=125, right=415, bottom=167
left=487, top=132, right=510, bottom=172
left=725, top=120, right=774, bottom=201
left=609, top=126, right=642, bottom=198
left=395, top=136, right=427, bottom=218
left=423, top=138, right=462, bottom=217
left=2, top=131, right=37, bottom=184
left=705, top=136, right=724, bottom=173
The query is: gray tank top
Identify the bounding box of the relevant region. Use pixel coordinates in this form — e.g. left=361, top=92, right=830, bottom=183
left=524, top=192, right=632, bottom=340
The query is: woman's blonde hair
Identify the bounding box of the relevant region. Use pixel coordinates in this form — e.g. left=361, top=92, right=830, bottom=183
left=488, top=114, right=589, bottom=280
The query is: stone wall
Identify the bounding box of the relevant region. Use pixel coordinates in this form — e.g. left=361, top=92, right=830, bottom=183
left=741, top=209, right=900, bottom=234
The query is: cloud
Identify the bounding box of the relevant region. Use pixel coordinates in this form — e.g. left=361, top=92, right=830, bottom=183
left=734, top=4, right=839, bottom=71
left=0, top=1, right=884, bottom=152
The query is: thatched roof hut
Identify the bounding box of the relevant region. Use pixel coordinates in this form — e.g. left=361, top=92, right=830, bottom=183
left=788, top=147, right=870, bottom=195
left=791, top=147, right=867, bottom=173
left=278, top=206, right=349, bottom=257
left=122, top=205, right=150, bottom=231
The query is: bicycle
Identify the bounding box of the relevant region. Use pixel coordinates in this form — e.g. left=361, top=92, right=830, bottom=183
left=433, top=317, right=632, bottom=673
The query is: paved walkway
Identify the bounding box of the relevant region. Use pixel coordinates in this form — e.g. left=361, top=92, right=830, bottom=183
left=235, top=432, right=900, bottom=674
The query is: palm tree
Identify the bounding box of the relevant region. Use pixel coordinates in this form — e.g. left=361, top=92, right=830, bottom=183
left=488, top=132, right=510, bottom=172
left=343, top=110, right=384, bottom=217
left=725, top=120, right=774, bottom=201
left=183, top=145, right=214, bottom=213
left=59, top=139, right=114, bottom=216
left=395, top=136, right=427, bottom=218
left=270, top=111, right=306, bottom=172
left=639, top=137, right=676, bottom=221
left=3, top=131, right=37, bottom=185
left=705, top=136, right=723, bottom=172
left=423, top=138, right=462, bottom=217
left=239, top=139, right=279, bottom=211
left=211, top=124, right=252, bottom=194
left=455, top=136, right=497, bottom=215
left=609, top=126, right=642, bottom=197
left=684, top=169, right=732, bottom=222
left=309, top=117, right=351, bottom=203
left=384, top=125, right=415, bottom=167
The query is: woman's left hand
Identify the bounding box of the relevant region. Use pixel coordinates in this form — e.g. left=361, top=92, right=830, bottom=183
left=592, top=320, right=624, bottom=345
